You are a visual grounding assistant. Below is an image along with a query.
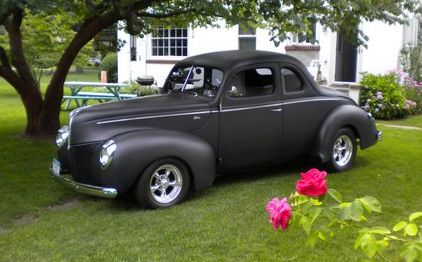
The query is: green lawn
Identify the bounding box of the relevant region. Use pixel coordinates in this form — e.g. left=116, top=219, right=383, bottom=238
left=0, top=76, right=422, bottom=261
left=379, top=114, right=422, bottom=128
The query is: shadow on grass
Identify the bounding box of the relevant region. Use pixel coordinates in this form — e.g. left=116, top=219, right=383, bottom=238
left=88, top=155, right=373, bottom=211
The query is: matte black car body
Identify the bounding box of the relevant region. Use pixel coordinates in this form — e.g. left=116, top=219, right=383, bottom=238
left=51, top=50, right=380, bottom=206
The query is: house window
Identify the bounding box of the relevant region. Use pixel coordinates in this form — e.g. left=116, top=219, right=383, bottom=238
left=130, top=35, right=137, bottom=61
left=151, top=27, right=188, bottom=56
left=291, top=18, right=317, bottom=43
left=238, top=26, right=256, bottom=50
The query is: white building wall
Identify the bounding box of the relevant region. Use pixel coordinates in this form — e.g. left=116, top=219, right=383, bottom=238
left=190, top=25, right=238, bottom=54
left=359, top=21, right=403, bottom=77
left=256, top=29, right=286, bottom=53
left=118, top=19, right=413, bottom=86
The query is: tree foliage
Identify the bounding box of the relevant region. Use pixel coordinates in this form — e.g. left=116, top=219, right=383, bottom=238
left=0, top=0, right=421, bottom=137
left=0, top=9, right=94, bottom=86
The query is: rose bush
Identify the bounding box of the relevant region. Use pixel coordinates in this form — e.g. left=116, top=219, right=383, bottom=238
left=266, top=168, right=422, bottom=261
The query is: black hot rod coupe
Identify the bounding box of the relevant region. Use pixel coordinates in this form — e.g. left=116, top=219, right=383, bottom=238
left=50, top=50, right=381, bottom=208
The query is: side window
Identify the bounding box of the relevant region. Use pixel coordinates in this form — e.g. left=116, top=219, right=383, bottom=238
left=282, top=68, right=303, bottom=93
left=227, top=68, right=274, bottom=97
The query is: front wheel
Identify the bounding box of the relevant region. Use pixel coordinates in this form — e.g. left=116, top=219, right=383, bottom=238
left=326, top=128, right=357, bottom=172
left=134, top=158, right=191, bottom=208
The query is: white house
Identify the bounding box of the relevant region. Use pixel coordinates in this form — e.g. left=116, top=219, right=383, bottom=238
left=117, top=16, right=420, bottom=87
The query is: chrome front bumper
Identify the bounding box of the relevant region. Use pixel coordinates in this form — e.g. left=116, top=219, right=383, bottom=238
left=376, top=131, right=382, bottom=141
left=50, top=159, right=117, bottom=198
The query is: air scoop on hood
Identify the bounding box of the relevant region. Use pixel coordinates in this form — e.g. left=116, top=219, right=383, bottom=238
left=69, top=94, right=212, bottom=145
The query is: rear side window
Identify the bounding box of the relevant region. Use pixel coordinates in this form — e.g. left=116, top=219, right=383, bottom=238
left=227, top=67, right=275, bottom=97
left=282, top=68, right=303, bottom=93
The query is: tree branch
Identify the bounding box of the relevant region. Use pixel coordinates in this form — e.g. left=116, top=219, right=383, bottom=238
left=0, top=45, right=10, bottom=68
left=137, top=9, right=197, bottom=19
left=4, top=8, right=37, bottom=87
left=0, top=65, right=27, bottom=97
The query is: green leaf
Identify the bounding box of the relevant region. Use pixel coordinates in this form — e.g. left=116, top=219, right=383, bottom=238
left=318, top=231, right=326, bottom=241
left=369, top=227, right=391, bottom=235
left=338, top=202, right=353, bottom=220
left=404, top=223, right=418, bottom=236
left=351, top=200, right=365, bottom=221
left=328, top=188, right=342, bottom=203
left=300, top=215, right=312, bottom=234
left=300, top=200, right=314, bottom=213
left=401, top=245, right=418, bottom=262
left=358, top=196, right=382, bottom=213
left=306, top=231, right=319, bottom=247
left=354, top=233, right=364, bottom=249
left=359, top=233, right=378, bottom=258
left=310, top=207, right=322, bottom=224
left=409, top=212, right=422, bottom=222
left=393, top=221, right=408, bottom=232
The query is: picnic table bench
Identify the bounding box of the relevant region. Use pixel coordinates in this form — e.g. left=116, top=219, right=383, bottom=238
left=62, top=81, right=136, bottom=110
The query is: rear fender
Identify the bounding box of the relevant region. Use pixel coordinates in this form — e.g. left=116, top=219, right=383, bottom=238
left=311, top=105, right=378, bottom=163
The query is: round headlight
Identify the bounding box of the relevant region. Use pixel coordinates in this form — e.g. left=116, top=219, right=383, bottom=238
left=99, top=140, right=117, bottom=169
left=56, top=125, right=69, bottom=147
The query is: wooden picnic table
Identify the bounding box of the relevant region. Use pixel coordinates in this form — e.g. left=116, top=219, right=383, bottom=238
left=62, top=81, right=136, bottom=110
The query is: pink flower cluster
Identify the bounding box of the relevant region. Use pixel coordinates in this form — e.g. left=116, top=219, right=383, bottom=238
left=390, top=69, right=422, bottom=89
left=266, top=168, right=329, bottom=230
left=405, top=99, right=417, bottom=109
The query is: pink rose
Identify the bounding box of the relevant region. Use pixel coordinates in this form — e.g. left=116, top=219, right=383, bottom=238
left=266, top=197, right=292, bottom=230
left=296, top=168, right=328, bottom=197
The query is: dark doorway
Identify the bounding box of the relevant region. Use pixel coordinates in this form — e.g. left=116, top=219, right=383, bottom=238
left=335, top=33, right=357, bottom=82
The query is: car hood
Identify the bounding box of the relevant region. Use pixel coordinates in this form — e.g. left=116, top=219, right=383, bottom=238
left=69, top=94, right=212, bottom=144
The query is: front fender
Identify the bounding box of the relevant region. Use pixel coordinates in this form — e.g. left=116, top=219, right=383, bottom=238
left=311, top=105, right=379, bottom=163
left=96, top=129, right=216, bottom=193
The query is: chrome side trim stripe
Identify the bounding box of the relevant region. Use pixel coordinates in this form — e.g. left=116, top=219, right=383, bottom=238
left=221, top=97, right=342, bottom=113
left=96, top=97, right=343, bottom=124
left=97, top=110, right=211, bottom=124
left=221, top=102, right=284, bottom=113
left=283, top=97, right=343, bottom=105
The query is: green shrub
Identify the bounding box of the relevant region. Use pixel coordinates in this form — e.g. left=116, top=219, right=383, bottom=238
left=122, top=82, right=159, bottom=96
left=98, top=53, right=117, bottom=83
left=360, top=73, right=409, bottom=120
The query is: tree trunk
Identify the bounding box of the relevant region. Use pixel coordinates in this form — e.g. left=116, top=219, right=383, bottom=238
left=1, top=9, right=123, bottom=138
left=36, top=12, right=121, bottom=137
left=21, top=88, right=43, bottom=135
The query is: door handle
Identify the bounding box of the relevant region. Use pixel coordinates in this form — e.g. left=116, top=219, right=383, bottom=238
left=271, top=108, right=283, bottom=112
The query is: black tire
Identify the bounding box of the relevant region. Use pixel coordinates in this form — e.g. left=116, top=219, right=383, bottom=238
left=134, top=158, right=191, bottom=208
left=325, top=128, right=357, bottom=172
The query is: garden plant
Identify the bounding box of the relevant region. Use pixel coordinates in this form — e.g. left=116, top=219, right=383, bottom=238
left=266, top=169, right=422, bottom=262
left=360, top=71, right=422, bottom=119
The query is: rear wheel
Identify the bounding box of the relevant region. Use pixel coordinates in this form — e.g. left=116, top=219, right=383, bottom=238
left=326, top=128, right=357, bottom=172
left=134, top=158, right=191, bottom=208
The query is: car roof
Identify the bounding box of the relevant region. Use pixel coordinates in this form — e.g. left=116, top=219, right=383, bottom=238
left=176, top=50, right=303, bottom=71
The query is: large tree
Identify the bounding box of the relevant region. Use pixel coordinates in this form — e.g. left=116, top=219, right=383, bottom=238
left=0, top=0, right=420, bottom=137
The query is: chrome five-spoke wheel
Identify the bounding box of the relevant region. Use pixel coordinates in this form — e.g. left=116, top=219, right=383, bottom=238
left=134, top=158, right=190, bottom=208
left=149, top=164, right=183, bottom=204
left=327, top=128, right=357, bottom=172
left=332, top=135, right=353, bottom=167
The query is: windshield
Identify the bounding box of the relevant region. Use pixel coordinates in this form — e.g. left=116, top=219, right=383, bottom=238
left=163, top=65, right=224, bottom=97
